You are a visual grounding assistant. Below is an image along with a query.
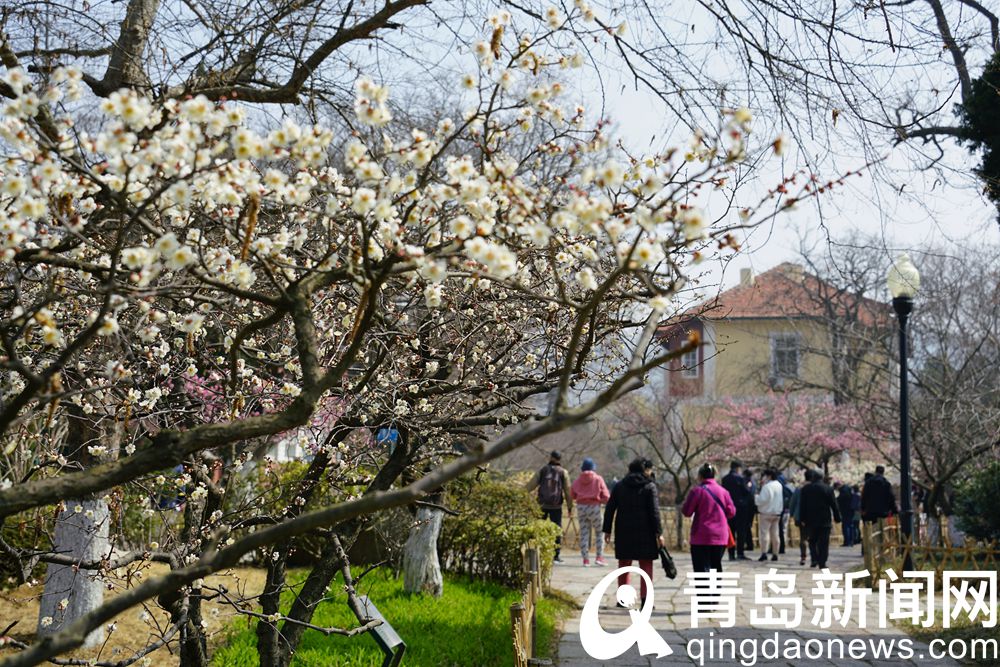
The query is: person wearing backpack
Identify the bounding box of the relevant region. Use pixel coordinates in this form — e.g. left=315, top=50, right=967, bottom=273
left=526, top=451, right=574, bottom=563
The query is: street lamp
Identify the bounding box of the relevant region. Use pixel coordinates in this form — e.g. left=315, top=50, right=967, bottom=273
left=887, top=253, right=920, bottom=571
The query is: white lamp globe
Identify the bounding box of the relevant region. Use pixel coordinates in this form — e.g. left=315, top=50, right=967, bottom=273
left=887, top=253, right=920, bottom=299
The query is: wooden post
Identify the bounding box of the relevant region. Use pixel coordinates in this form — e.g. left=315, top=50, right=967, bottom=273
left=862, top=520, right=875, bottom=588
left=526, top=545, right=539, bottom=657
left=527, top=546, right=541, bottom=598
left=510, top=602, right=526, bottom=667
left=876, top=518, right=887, bottom=580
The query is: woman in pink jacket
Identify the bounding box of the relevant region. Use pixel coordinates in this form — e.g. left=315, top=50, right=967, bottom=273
left=571, top=458, right=611, bottom=566
left=681, top=463, right=737, bottom=573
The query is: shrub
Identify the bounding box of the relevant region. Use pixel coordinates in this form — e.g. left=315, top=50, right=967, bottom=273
left=1, top=510, right=52, bottom=588
left=438, top=477, right=558, bottom=587
left=954, top=461, right=1000, bottom=541
left=236, top=460, right=343, bottom=566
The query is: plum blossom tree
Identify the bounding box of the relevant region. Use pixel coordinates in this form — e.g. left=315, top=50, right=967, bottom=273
left=694, top=392, right=880, bottom=480
left=0, top=5, right=819, bottom=666
left=606, top=391, right=727, bottom=548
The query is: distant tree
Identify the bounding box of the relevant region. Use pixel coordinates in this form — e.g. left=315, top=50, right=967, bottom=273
left=791, top=239, right=1000, bottom=520
left=606, top=390, right=725, bottom=547
left=693, top=392, right=879, bottom=480
left=954, top=461, right=1000, bottom=541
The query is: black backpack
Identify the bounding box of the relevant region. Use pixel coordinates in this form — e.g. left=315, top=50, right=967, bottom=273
left=537, top=464, right=563, bottom=507
left=782, top=482, right=794, bottom=511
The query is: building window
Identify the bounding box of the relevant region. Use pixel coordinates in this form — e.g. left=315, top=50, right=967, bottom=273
left=770, top=333, right=799, bottom=380
left=680, top=348, right=699, bottom=378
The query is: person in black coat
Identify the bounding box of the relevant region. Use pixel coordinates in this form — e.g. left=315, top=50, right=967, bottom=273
left=603, top=458, right=663, bottom=605
left=798, top=471, right=841, bottom=568
left=721, top=460, right=752, bottom=561
left=837, top=483, right=856, bottom=547
left=861, top=465, right=898, bottom=522
left=741, top=469, right=757, bottom=553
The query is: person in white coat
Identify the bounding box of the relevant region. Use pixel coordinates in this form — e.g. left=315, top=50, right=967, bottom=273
left=755, top=469, right=784, bottom=561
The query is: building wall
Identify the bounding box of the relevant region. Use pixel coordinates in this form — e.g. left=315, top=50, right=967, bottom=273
left=710, top=317, right=834, bottom=398
left=656, top=313, right=890, bottom=484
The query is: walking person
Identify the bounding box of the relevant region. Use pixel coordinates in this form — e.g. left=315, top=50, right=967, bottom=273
left=603, top=459, right=663, bottom=607
left=851, top=485, right=862, bottom=546
left=681, top=463, right=736, bottom=573
left=861, top=465, right=898, bottom=523
left=739, top=468, right=757, bottom=554
left=788, top=472, right=806, bottom=565
left=721, top=460, right=752, bottom=561
left=755, top=469, right=783, bottom=561
left=526, top=451, right=573, bottom=563
left=799, top=469, right=841, bottom=568
left=837, top=482, right=856, bottom=547
left=778, top=473, right=793, bottom=554
left=571, top=457, right=610, bottom=567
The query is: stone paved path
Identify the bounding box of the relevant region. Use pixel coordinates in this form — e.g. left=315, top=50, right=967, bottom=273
left=550, top=543, right=961, bottom=666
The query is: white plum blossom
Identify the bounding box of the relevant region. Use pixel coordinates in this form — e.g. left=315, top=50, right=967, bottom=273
left=680, top=208, right=708, bottom=240
left=178, top=313, right=206, bottom=334
left=424, top=284, right=443, bottom=307
left=0, top=37, right=784, bottom=665
left=577, top=268, right=598, bottom=290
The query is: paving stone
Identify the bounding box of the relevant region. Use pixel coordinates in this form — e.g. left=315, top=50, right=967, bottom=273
left=548, top=544, right=963, bottom=666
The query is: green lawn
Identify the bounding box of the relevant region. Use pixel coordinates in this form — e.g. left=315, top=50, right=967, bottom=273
left=212, top=569, right=571, bottom=666
left=907, top=618, right=1000, bottom=665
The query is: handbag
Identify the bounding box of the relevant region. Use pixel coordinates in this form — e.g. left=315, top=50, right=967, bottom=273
left=701, top=484, right=737, bottom=549
left=658, top=545, right=677, bottom=579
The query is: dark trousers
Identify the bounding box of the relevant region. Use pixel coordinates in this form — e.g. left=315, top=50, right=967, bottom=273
left=799, top=523, right=818, bottom=563
left=735, top=506, right=754, bottom=553
left=691, top=544, right=726, bottom=573
left=543, top=508, right=563, bottom=558
left=778, top=511, right=787, bottom=553
left=726, top=514, right=741, bottom=558
left=841, top=517, right=855, bottom=546
left=808, top=526, right=831, bottom=567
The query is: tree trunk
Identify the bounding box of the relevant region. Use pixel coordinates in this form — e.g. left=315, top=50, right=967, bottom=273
left=256, top=554, right=287, bottom=667
left=402, top=506, right=443, bottom=597
left=37, top=499, right=110, bottom=648
left=277, top=541, right=343, bottom=667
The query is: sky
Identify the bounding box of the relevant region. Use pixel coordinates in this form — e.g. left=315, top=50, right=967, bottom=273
left=592, top=66, right=997, bottom=295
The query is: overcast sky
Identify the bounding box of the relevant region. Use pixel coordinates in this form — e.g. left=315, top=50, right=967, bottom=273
left=589, top=71, right=995, bottom=296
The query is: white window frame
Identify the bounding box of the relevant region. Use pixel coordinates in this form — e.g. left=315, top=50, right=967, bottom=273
left=680, top=348, right=699, bottom=378
left=770, top=332, right=800, bottom=380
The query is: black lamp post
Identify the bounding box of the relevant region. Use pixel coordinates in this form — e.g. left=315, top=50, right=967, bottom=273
left=887, top=253, right=920, bottom=571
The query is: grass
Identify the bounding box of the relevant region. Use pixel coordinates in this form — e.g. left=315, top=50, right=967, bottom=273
left=212, top=569, right=574, bottom=667
left=905, top=617, right=1000, bottom=665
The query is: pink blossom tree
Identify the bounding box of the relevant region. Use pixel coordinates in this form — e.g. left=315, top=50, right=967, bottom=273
left=694, top=391, right=884, bottom=479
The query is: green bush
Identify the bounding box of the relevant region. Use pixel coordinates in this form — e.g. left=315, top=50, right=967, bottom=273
left=954, top=461, right=1000, bottom=541
left=438, top=477, right=558, bottom=587
left=211, top=568, right=570, bottom=667
left=1, top=509, right=52, bottom=588
left=242, top=460, right=346, bottom=565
